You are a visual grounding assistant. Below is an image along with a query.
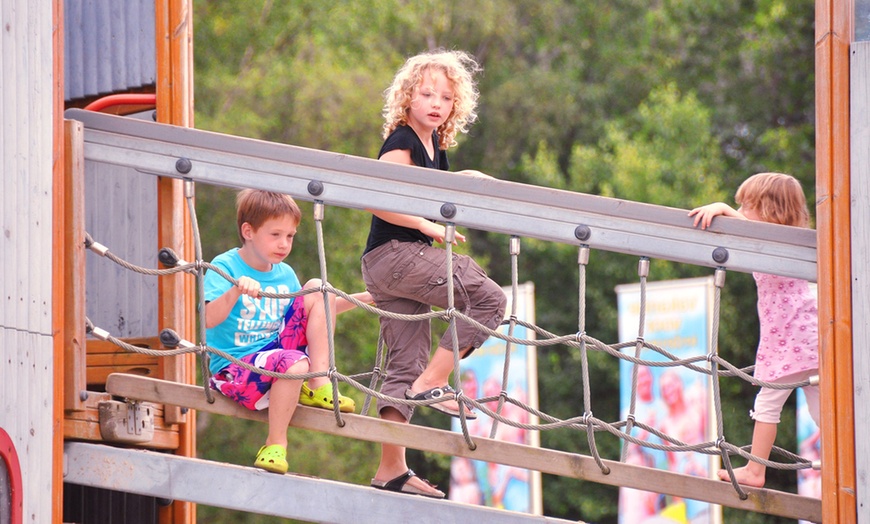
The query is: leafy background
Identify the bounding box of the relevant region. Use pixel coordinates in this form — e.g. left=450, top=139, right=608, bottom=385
left=191, top=1, right=815, bottom=522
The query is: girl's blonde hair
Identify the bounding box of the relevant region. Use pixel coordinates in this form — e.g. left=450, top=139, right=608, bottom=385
left=236, top=189, right=301, bottom=245
left=382, top=49, right=481, bottom=150
left=735, top=172, right=810, bottom=227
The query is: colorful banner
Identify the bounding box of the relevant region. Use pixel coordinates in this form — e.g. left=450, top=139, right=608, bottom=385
left=797, top=284, right=821, bottom=524
left=616, top=277, right=720, bottom=524
left=449, top=282, right=542, bottom=514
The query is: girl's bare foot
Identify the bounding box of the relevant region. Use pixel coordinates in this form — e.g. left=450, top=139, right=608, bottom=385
left=717, top=466, right=765, bottom=488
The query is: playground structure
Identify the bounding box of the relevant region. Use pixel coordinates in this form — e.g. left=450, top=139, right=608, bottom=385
left=2, top=1, right=867, bottom=523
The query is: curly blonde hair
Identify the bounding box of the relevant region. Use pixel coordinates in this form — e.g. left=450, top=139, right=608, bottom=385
left=735, top=172, right=810, bottom=228
left=382, top=49, right=481, bottom=150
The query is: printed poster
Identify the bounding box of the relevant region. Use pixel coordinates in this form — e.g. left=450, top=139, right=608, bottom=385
left=449, top=282, right=542, bottom=514
left=797, top=283, right=821, bottom=524
left=616, top=277, right=721, bottom=524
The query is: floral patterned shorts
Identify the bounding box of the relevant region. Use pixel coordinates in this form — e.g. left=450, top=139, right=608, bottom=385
left=209, top=298, right=309, bottom=411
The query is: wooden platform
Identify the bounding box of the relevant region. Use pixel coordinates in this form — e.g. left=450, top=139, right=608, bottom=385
left=105, top=373, right=822, bottom=522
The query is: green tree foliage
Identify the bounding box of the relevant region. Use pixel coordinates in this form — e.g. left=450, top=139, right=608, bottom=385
left=193, top=1, right=815, bottom=522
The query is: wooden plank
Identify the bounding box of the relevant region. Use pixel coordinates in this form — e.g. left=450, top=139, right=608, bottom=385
left=63, top=119, right=87, bottom=412
left=63, top=419, right=179, bottom=451
left=106, top=373, right=822, bottom=522
left=88, top=350, right=160, bottom=364
left=85, top=337, right=160, bottom=387
left=87, top=365, right=158, bottom=387
left=851, top=41, right=870, bottom=524
left=87, top=354, right=159, bottom=367
left=87, top=336, right=163, bottom=353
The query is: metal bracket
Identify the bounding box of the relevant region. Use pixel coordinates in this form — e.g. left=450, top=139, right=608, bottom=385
left=98, top=399, right=155, bottom=444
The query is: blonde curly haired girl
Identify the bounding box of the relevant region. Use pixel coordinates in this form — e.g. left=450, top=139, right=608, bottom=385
left=381, top=49, right=481, bottom=151
left=361, top=49, right=506, bottom=499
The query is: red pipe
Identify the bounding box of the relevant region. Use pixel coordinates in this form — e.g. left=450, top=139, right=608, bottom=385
left=83, top=93, right=156, bottom=112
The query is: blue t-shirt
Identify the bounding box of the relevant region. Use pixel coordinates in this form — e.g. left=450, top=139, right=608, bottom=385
left=204, top=247, right=302, bottom=374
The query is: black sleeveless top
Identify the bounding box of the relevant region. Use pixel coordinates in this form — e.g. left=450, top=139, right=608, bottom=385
left=363, top=125, right=450, bottom=255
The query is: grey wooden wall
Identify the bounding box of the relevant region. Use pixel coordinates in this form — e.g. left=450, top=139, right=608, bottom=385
left=84, top=112, right=159, bottom=338
left=0, top=1, right=56, bottom=522
left=851, top=40, right=870, bottom=524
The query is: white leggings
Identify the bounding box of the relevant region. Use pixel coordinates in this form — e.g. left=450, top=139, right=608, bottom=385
left=751, top=369, right=820, bottom=426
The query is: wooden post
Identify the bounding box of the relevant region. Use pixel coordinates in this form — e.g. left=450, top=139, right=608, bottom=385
left=52, top=1, right=66, bottom=522
left=815, top=0, right=857, bottom=522
left=63, top=119, right=86, bottom=413
left=155, top=1, right=196, bottom=523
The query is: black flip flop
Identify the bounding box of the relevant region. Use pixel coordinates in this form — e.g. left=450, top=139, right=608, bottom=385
left=371, top=469, right=445, bottom=499
left=405, top=386, right=478, bottom=420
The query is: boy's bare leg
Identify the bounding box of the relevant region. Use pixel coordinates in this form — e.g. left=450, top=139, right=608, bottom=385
left=265, top=361, right=307, bottom=448
left=717, top=421, right=777, bottom=488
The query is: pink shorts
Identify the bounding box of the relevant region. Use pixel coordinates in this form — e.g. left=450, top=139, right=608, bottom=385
left=209, top=347, right=308, bottom=411
left=209, top=298, right=310, bottom=411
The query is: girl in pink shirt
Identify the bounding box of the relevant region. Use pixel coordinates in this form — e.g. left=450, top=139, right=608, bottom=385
left=689, top=172, right=819, bottom=488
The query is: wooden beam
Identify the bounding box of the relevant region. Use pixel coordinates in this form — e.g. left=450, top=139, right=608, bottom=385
left=106, top=373, right=822, bottom=522
left=52, top=1, right=67, bottom=521
left=154, top=2, right=196, bottom=523
left=815, top=0, right=857, bottom=522
left=63, top=119, right=86, bottom=413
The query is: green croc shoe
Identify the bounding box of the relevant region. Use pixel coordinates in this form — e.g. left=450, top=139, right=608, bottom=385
left=300, top=381, right=356, bottom=413
left=254, top=444, right=288, bottom=474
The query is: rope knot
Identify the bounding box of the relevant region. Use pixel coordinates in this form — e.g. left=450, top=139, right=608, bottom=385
left=706, top=352, right=717, bottom=363
left=575, top=331, right=586, bottom=342
left=715, top=436, right=726, bottom=449
left=626, top=413, right=635, bottom=423
left=582, top=411, right=593, bottom=425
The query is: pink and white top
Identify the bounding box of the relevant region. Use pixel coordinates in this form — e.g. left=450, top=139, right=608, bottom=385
left=753, top=272, right=819, bottom=381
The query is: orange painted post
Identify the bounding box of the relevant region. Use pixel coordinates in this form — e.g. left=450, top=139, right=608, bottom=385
left=62, top=120, right=86, bottom=414
left=52, top=1, right=66, bottom=522
left=155, top=1, right=196, bottom=523
left=815, top=0, right=857, bottom=522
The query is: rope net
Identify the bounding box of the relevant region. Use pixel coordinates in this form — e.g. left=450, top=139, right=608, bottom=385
left=82, top=186, right=818, bottom=505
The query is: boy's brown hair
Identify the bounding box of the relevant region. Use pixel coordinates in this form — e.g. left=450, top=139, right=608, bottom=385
left=735, top=172, right=810, bottom=228
left=235, top=189, right=302, bottom=244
